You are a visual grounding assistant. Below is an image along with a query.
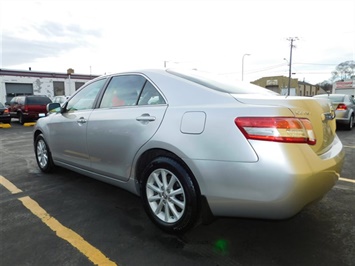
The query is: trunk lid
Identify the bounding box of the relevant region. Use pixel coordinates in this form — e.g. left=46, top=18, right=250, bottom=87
left=232, top=95, right=337, bottom=155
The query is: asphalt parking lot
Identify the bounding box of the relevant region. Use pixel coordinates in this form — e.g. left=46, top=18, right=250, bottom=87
left=1, top=121, right=354, bottom=266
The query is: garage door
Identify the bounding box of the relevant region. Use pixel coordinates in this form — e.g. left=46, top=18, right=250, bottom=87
left=5, top=83, right=33, bottom=102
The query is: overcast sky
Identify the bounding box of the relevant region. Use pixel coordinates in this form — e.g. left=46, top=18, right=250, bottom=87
left=1, top=0, right=354, bottom=84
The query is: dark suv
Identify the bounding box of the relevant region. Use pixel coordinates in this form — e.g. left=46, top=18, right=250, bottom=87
left=7, top=95, right=52, bottom=124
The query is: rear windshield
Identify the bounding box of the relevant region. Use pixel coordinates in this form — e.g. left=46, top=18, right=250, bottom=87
left=26, top=97, right=52, bottom=105
left=315, top=95, right=345, bottom=102
left=167, top=69, right=279, bottom=96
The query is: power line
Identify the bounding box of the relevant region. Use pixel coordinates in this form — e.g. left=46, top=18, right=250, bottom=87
left=293, top=62, right=338, bottom=66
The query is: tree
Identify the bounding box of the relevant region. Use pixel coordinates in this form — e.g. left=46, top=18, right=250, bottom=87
left=317, top=80, right=333, bottom=94
left=330, top=60, right=355, bottom=81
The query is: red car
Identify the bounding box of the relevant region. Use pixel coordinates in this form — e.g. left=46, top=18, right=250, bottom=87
left=7, top=95, right=52, bottom=124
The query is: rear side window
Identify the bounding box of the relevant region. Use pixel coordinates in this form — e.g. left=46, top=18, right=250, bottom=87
left=100, top=75, right=146, bottom=108
left=138, top=82, right=166, bottom=105
left=26, top=97, right=52, bottom=105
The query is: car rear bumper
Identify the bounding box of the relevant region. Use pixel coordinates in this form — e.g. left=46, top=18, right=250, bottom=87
left=335, top=110, right=350, bottom=121
left=188, top=135, right=345, bottom=219
left=0, top=115, right=11, bottom=123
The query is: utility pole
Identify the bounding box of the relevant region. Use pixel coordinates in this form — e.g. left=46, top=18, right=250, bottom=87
left=242, top=53, right=250, bottom=81
left=287, top=37, right=298, bottom=96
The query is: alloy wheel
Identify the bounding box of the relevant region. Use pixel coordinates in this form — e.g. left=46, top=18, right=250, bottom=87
left=146, top=168, right=186, bottom=223
left=36, top=139, right=48, bottom=169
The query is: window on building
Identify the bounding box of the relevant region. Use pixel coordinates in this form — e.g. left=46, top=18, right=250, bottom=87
left=53, top=81, right=65, bottom=96
left=75, top=82, right=85, bottom=91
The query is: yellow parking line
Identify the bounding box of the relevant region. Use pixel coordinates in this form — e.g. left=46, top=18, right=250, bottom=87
left=339, top=177, right=355, bottom=184
left=0, top=175, right=23, bottom=194
left=23, top=122, right=36, bottom=127
left=19, top=196, right=117, bottom=266
left=0, top=123, right=12, bottom=128
left=343, top=145, right=355, bottom=149
left=0, top=175, right=117, bottom=266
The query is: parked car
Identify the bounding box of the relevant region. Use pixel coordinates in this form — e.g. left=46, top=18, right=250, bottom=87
left=0, top=102, right=11, bottom=124
left=33, top=69, right=345, bottom=233
left=314, top=94, right=355, bottom=130
left=52, top=95, right=70, bottom=106
left=7, top=95, right=52, bottom=124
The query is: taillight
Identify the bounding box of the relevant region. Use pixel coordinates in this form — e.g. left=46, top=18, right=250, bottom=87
left=235, top=117, right=316, bottom=145
left=4, top=109, right=9, bottom=114
left=336, top=104, right=347, bottom=111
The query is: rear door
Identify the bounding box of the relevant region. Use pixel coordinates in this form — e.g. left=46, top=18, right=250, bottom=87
left=87, top=74, right=167, bottom=181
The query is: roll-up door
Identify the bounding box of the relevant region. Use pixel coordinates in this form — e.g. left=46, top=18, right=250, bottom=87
left=5, top=83, right=33, bottom=102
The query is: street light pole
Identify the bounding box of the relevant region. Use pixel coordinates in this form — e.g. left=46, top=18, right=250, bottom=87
left=242, top=53, right=250, bottom=81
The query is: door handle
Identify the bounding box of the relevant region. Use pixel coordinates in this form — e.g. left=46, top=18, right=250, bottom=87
left=77, top=117, right=87, bottom=124
left=136, top=114, right=156, bottom=122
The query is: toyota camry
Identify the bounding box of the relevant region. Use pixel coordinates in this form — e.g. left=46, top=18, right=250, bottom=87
left=33, top=69, right=345, bottom=233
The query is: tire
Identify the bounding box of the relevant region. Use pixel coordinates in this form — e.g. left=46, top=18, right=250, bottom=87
left=18, top=113, right=25, bottom=125
left=140, top=157, right=200, bottom=234
left=346, top=115, right=353, bottom=130
left=35, top=134, right=54, bottom=173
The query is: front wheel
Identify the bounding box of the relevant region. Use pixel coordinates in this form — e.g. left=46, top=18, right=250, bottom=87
left=35, top=134, right=54, bottom=172
left=140, top=157, right=200, bottom=234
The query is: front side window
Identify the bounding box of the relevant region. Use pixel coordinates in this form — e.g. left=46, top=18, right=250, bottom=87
left=100, top=75, right=146, bottom=108
left=66, top=78, right=106, bottom=112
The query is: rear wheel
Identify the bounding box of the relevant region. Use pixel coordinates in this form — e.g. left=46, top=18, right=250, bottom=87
left=18, top=113, right=25, bottom=125
left=346, top=115, right=353, bottom=130
left=35, top=134, right=54, bottom=172
left=140, top=157, right=200, bottom=234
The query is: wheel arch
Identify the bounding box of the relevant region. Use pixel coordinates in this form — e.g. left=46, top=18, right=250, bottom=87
left=135, top=148, right=201, bottom=196
left=33, top=129, right=43, bottom=143
left=135, top=148, right=215, bottom=229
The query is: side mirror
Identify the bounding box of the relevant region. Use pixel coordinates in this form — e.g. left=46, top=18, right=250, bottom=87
left=47, top=102, right=61, bottom=113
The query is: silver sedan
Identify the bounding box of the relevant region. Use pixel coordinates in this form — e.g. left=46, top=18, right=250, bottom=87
left=33, top=69, right=345, bottom=233
left=314, top=94, right=355, bottom=130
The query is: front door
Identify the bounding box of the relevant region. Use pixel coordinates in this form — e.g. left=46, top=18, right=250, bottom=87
left=48, top=78, right=107, bottom=169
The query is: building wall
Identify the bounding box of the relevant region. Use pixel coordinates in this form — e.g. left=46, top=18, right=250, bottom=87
left=252, top=76, right=299, bottom=95
left=298, top=82, right=319, bottom=96
left=0, top=69, right=98, bottom=103
left=252, top=76, right=320, bottom=96
left=332, top=80, right=355, bottom=96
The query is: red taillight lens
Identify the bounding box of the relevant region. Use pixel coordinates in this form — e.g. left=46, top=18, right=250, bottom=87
left=235, top=117, right=316, bottom=145
left=336, top=104, right=347, bottom=110
left=4, top=109, right=9, bottom=114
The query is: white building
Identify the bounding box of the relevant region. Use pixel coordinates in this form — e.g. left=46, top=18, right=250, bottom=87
left=332, top=80, right=355, bottom=96
left=0, top=69, right=98, bottom=103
